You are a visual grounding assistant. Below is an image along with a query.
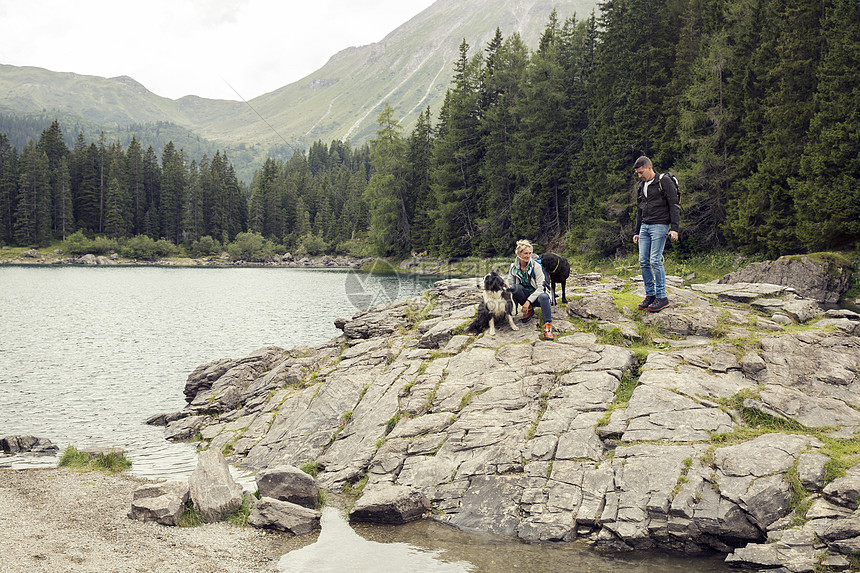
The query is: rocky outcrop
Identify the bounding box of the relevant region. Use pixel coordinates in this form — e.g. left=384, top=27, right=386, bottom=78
left=720, top=255, right=852, bottom=304
left=151, top=271, right=860, bottom=567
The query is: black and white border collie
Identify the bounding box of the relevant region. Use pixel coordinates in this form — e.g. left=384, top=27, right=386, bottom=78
left=467, top=270, right=519, bottom=336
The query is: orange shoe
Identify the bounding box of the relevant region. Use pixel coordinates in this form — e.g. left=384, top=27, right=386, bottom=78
left=543, top=322, right=554, bottom=341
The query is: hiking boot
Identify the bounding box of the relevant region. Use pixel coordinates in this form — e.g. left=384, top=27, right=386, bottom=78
left=543, top=322, right=554, bottom=341
left=522, top=306, right=534, bottom=321
left=638, top=295, right=656, bottom=310
left=647, top=297, right=670, bottom=312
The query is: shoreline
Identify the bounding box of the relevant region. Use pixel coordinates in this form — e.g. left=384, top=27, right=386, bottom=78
left=0, top=467, right=314, bottom=573
left=0, top=253, right=496, bottom=279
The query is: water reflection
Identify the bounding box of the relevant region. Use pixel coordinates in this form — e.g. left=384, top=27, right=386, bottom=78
left=279, top=507, right=732, bottom=573
left=278, top=507, right=474, bottom=573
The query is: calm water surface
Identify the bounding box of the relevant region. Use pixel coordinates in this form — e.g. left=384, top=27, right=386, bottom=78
left=0, top=265, right=731, bottom=572
left=0, top=265, right=433, bottom=477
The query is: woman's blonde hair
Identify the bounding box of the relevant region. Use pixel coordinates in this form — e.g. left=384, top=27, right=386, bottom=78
left=515, top=239, right=533, bottom=256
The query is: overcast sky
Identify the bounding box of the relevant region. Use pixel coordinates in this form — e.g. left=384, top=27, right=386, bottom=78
left=0, top=0, right=437, bottom=101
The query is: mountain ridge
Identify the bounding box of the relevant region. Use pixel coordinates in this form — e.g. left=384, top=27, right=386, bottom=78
left=0, top=0, right=597, bottom=178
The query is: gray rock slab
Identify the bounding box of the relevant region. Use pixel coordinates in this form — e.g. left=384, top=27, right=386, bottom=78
left=715, top=433, right=817, bottom=478
left=566, top=292, right=623, bottom=322
left=692, top=281, right=789, bottom=300
left=757, top=332, right=860, bottom=402
left=128, top=481, right=190, bottom=526
left=719, top=256, right=850, bottom=304
left=815, top=318, right=860, bottom=336
left=189, top=449, right=243, bottom=523
left=418, top=317, right=468, bottom=349
left=726, top=529, right=817, bottom=573
left=256, top=465, right=319, bottom=508
left=823, top=465, right=860, bottom=509
left=746, top=385, right=860, bottom=432
left=623, top=386, right=733, bottom=441
left=349, top=483, right=430, bottom=524
left=444, top=475, right=523, bottom=536
left=248, top=497, right=321, bottom=535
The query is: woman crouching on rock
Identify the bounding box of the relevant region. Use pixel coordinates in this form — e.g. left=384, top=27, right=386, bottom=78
left=507, top=239, right=553, bottom=341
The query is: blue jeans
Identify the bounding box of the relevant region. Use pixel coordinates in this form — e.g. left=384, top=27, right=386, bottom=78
left=512, top=285, right=552, bottom=323
left=638, top=223, right=670, bottom=299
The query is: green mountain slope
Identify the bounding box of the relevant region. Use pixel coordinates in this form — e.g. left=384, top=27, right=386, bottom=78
left=0, top=0, right=596, bottom=177
left=215, top=0, right=597, bottom=148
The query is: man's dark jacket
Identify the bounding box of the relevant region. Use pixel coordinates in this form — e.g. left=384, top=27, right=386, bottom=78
left=634, top=174, right=680, bottom=235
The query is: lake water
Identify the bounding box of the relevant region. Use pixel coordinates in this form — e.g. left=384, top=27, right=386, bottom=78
left=0, top=265, right=731, bottom=572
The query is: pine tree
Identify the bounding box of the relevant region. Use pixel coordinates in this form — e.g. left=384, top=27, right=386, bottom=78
left=513, top=14, right=572, bottom=245
left=103, top=176, right=125, bottom=238
left=675, top=0, right=733, bottom=252
left=159, top=142, right=186, bottom=242
left=125, top=137, right=146, bottom=235
left=792, top=0, right=860, bottom=250
left=479, top=32, right=529, bottom=254
left=183, top=159, right=204, bottom=243
left=37, top=120, right=69, bottom=238
left=142, top=145, right=161, bottom=238
left=406, top=107, right=434, bottom=253
left=15, top=141, right=51, bottom=246
left=55, top=157, right=74, bottom=240
left=73, top=142, right=101, bottom=233
left=365, top=102, right=410, bottom=256
left=430, top=40, right=484, bottom=256
left=0, top=134, right=19, bottom=244
left=731, top=0, right=821, bottom=255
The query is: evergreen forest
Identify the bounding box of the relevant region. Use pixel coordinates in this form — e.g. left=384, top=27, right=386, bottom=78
left=1, top=0, right=857, bottom=261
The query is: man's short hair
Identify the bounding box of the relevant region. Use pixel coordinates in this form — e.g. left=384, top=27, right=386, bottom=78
left=633, top=156, right=652, bottom=169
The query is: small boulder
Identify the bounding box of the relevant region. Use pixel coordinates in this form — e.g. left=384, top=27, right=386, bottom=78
left=349, top=483, right=430, bottom=524
left=255, top=465, right=319, bottom=508
left=128, top=481, right=190, bottom=526
left=248, top=497, right=321, bottom=535
left=188, top=449, right=243, bottom=522
left=823, top=465, right=860, bottom=510
left=0, top=435, right=59, bottom=455
left=797, top=453, right=830, bottom=492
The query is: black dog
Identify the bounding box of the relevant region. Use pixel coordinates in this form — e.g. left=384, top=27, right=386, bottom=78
left=540, top=252, right=570, bottom=304
left=467, top=270, right=519, bottom=336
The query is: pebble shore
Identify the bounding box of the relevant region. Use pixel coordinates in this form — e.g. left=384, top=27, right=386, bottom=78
left=0, top=468, right=314, bottom=572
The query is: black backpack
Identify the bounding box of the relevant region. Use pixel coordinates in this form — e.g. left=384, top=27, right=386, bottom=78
left=657, top=172, right=680, bottom=209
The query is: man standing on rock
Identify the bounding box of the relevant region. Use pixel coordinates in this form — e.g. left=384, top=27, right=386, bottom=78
left=632, top=156, right=680, bottom=312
